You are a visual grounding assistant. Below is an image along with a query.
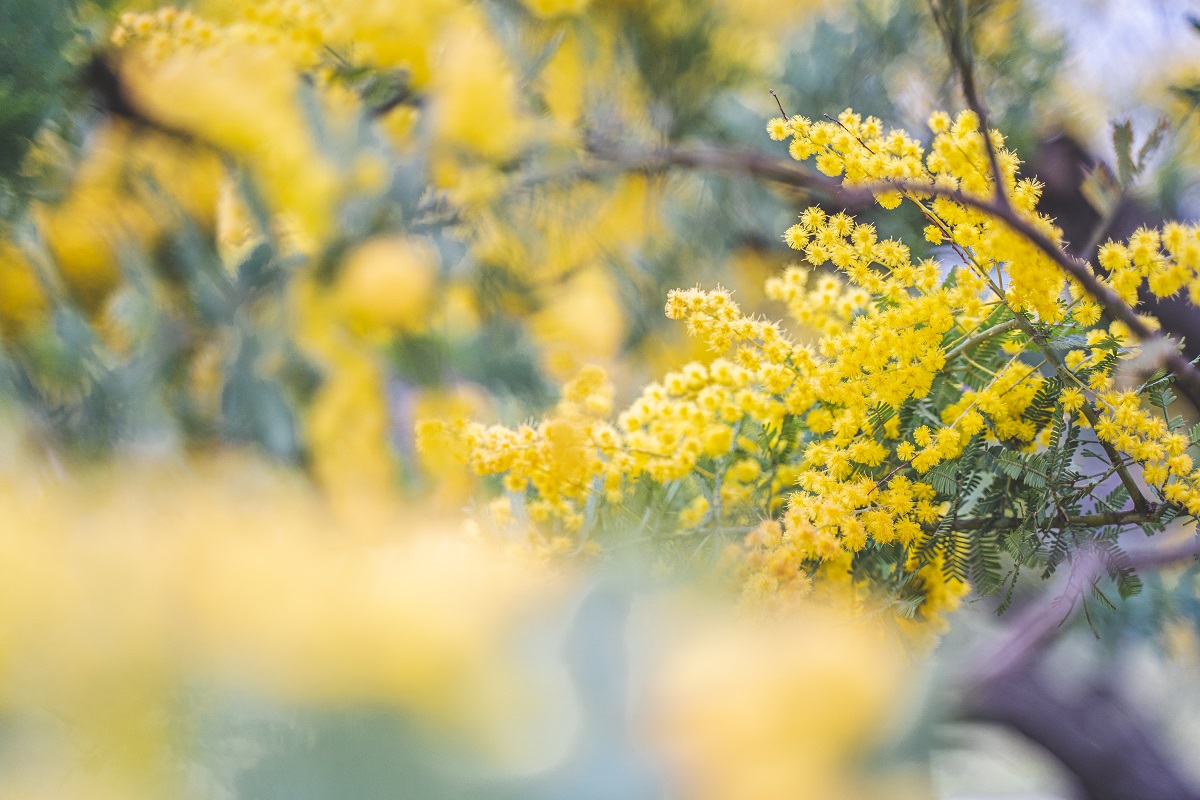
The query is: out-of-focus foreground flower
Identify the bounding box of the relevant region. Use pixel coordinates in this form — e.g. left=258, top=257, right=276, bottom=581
left=0, top=449, right=568, bottom=797
left=0, top=432, right=915, bottom=800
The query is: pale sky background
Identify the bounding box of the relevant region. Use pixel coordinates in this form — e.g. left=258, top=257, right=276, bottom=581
left=1030, top=0, right=1200, bottom=139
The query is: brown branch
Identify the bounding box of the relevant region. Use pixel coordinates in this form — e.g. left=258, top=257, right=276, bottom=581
left=1123, top=531, right=1200, bottom=570
left=927, top=0, right=1010, bottom=212
left=963, top=661, right=1200, bottom=800
left=84, top=55, right=209, bottom=148
left=927, top=505, right=1163, bottom=534
left=966, top=531, right=1199, bottom=687
left=958, top=534, right=1200, bottom=800
left=586, top=140, right=1200, bottom=413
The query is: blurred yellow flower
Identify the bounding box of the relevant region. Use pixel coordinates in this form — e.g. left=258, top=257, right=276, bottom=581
left=0, top=242, right=47, bottom=337
left=34, top=122, right=221, bottom=310
left=123, top=39, right=338, bottom=241
left=335, top=236, right=439, bottom=334
left=0, top=453, right=573, bottom=796
left=532, top=267, right=626, bottom=378
left=431, top=15, right=528, bottom=160
left=521, top=0, right=592, bottom=18
left=649, top=606, right=909, bottom=800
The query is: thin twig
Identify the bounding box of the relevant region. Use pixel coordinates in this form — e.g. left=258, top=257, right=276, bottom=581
left=769, top=89, right=788, bottom=119
left=927, top=0, right=1010, bottom=211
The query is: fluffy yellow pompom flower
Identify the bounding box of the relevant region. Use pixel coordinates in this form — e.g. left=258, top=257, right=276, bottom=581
left=1060, top=387, right=1086, bottom=414
left=336, top=236, right=438, bottom=333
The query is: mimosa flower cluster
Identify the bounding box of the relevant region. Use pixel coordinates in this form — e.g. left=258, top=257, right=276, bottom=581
left=436, top=109, right=1200, bottom=632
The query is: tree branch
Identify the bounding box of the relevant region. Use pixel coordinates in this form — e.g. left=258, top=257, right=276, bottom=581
left=924, top=505, right=1163, bottom=534
left=927, top=0, right=1010, bottom=211
left=963, top=661, right=1200, bottom=800
left=586, top=140, right=1200, bottom=413
left=963, top=530, right=1200, bottom=687
left=957, top=534, right=1200, bottom=800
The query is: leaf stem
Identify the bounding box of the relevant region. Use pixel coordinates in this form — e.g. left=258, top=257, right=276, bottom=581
left=1008, top=313, right=1151, bottom=515
left=944, top=318, right=1019, bottom=363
